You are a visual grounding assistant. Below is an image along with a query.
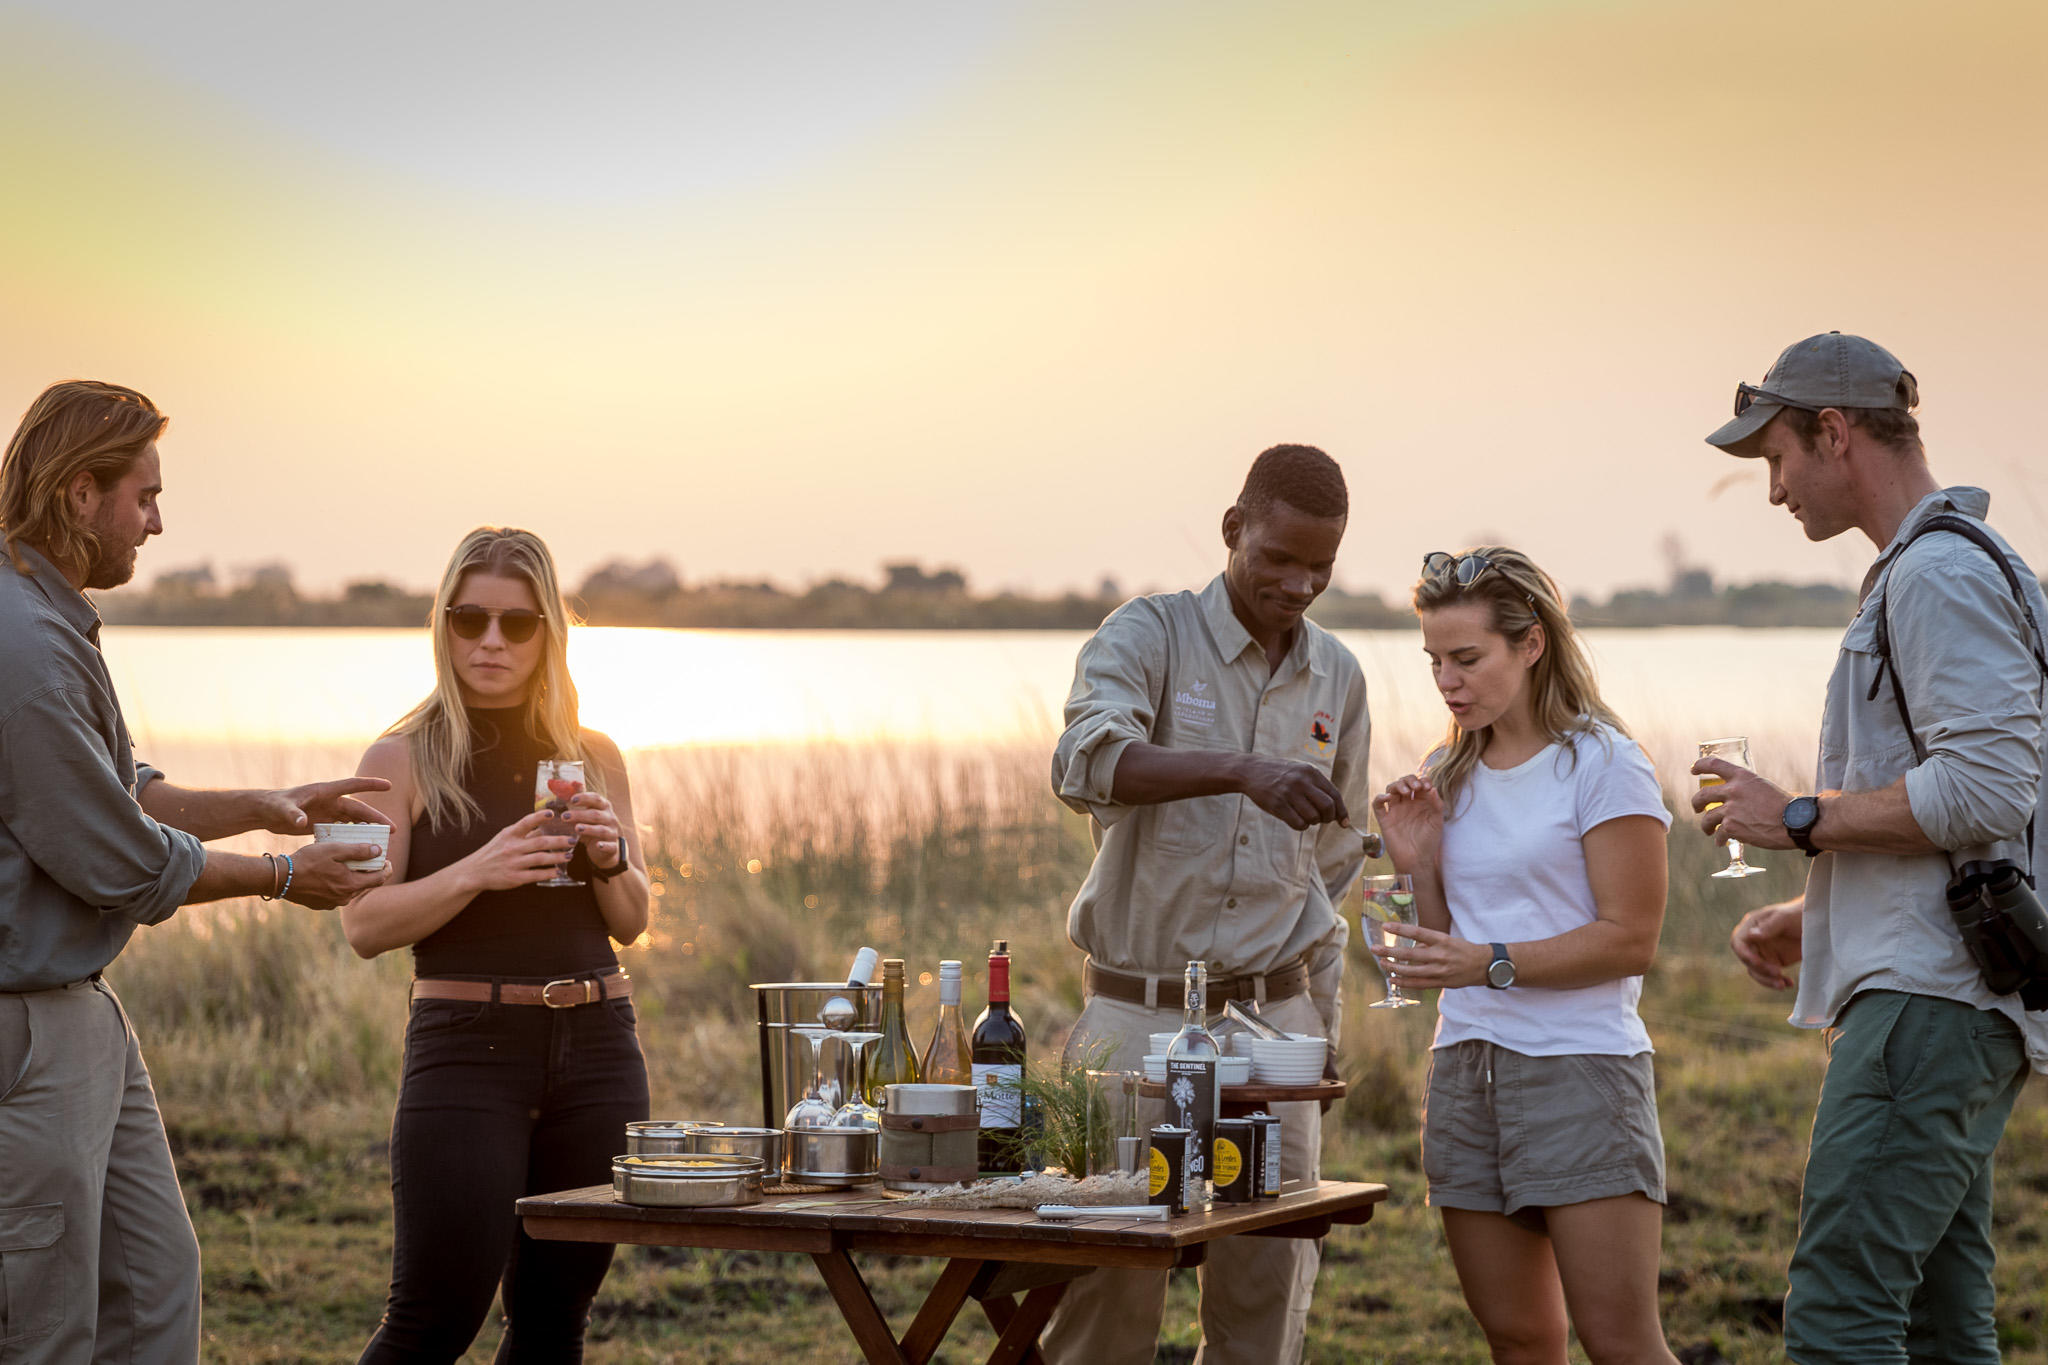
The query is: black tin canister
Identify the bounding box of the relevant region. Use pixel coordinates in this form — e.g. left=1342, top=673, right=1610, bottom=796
left=1250, top=1111, right=1283, bottom=1200
left=1213, top=1118, right=1254, bottom=1204
left=1148, top=1124, right=1191, bottom=1216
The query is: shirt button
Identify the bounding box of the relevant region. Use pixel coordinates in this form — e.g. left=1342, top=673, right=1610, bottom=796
left=1239, top=835, right=1249, bottom=845
left=1226, top=898, right=1237, bottom=908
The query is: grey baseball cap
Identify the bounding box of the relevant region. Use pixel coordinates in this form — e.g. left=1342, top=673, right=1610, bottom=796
left=1706, top=331, right=1916, bottom=452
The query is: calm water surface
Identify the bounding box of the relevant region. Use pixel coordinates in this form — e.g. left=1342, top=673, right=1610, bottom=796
left=103, top=626, right=1840, bottom=796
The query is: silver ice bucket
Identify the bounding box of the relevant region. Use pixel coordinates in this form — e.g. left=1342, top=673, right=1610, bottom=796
left=751, top=981, right=882, bottom=1129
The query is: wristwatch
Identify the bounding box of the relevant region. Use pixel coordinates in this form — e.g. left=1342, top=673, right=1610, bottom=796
left=1783, top=795, right=1822, bottom=857
left=1486, top=943, right=1516, bottom=990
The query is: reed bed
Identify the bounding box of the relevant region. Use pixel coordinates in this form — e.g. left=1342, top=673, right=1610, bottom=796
left=106, top=744, right=2048, bottom=1363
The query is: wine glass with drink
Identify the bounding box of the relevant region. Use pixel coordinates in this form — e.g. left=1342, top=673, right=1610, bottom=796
left=534, top=759, right=586, bottom=887
left=1362, top=873, right=1422, bottom=1009
left=1698, top=737, right=1766, bottom=879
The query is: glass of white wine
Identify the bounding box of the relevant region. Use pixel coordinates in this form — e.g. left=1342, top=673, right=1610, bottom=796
left=1362, top=874, right=1422, bottom=1009
left=1699, top=737, right=1766, bottom=879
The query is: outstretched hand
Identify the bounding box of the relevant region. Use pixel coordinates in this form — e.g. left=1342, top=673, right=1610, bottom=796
left=284, top=840, right=394, bottom=910
left=260, top=777, right=394, bottom=834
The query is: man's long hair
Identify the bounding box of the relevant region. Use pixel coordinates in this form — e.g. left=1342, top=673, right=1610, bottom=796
left=385, top=527, right=594, bottom=832
left=0, top=381, right=166, bottom=576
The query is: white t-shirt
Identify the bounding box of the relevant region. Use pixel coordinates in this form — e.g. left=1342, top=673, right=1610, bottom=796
left=1431, top=721, right=1670, bottom=1057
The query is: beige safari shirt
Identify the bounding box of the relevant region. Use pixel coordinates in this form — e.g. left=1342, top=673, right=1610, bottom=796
left=1795, top=487, right=2048, bottom=1073
left=1052, top=575, right=1372, bottom=978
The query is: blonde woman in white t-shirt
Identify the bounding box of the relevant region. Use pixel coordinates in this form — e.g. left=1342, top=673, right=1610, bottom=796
left=1372, top=547, right=1681, bottom=1365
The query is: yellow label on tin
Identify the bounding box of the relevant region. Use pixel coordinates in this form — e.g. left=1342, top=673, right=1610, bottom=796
left=1214, top=1139, right=1242, bottom=1186
left=1148, top=1147, right=1171, bottom=1197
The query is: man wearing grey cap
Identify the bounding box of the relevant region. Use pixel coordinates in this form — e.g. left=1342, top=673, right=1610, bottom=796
left=1691, top=333, right=2046, bottom=1362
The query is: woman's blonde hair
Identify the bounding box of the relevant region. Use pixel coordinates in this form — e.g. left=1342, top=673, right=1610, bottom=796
left=1413, top=546, right=1628, bottom=811
left=1, top=381, right=166, bottom=576
left=389, top=527, right=590, bottom=832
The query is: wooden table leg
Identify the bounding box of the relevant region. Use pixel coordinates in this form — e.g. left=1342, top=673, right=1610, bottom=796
left=900, top=1258, right=985, bottom=1365
left=810, top=1250, right=911, bottom=1365
left=978, top=1282, right=1067, bottom=1365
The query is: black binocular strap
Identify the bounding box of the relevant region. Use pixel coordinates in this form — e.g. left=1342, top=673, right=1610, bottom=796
left=1867, top=513, right=2048, bottom=886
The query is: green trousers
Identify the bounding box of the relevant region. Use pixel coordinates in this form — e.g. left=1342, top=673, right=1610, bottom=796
left=1785, top=990, right=2030, bottom=1364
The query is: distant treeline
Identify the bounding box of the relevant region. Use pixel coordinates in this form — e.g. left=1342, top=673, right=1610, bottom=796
left=96, top=557, right=1882, bottom=630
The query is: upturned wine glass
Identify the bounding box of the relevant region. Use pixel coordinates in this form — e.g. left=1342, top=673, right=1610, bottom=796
left=828, top=1031, right=885, bottom=1131
left=784, top=1026, right=839, bottom=1130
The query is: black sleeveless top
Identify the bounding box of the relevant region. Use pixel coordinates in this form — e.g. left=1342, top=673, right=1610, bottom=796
left=408, top=705, right=620, bottom=978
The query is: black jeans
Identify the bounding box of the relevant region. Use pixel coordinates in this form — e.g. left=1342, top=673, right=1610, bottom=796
left=358, top=993, right=650, bottom=1364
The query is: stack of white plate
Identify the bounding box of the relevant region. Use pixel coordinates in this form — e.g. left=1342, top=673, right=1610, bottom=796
left=1142, top=1055, right=1253, bottom=1085
left=1148, top=1032, right=1178, bottom=1055
left=1248, top=1036, right=1328, bottom=1086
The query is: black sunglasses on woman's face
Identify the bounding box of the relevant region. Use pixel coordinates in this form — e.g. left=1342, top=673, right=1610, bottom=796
left=446, top=604, right=543, bottom=644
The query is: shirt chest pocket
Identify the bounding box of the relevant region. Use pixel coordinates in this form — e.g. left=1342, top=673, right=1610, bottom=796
left=1823, top=601, right=1916, bottom=787
left=1154, top=796, right=1313, bottom=886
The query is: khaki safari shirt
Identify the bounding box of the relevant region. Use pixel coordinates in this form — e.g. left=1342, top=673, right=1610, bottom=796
left=1794, top=487, right=2048, bottom=1072
left=1053, top=575, right=1371, bottom=979
left=0, top=546, right=202, bottom=992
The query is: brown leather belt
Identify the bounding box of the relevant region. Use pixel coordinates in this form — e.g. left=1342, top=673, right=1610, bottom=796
left=1083, top=954, right=1309, bottom=1010
left=410, top=971, right=632, bottom=1009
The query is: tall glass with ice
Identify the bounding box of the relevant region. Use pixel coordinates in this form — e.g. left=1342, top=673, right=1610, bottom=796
left=534, top=758, right=585, bottom=887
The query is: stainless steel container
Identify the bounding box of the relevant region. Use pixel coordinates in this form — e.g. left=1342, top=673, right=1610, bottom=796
left=625, top=1120, right=723, bottom=1157
left=751, top=981, right=882, bottom=1128
left=611, top=1155, right=764, bottom=1208
left=781, top=1126, right=879, bottom=1187
left=689, top=1126, right=783, bottom=1173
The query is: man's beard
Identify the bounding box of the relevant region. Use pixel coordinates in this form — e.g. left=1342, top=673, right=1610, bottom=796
left=80, top=514, right=139, bottom=590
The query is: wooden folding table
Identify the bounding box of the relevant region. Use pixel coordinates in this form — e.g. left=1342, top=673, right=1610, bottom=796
left=519, top=1178, right=1387, bottom=1365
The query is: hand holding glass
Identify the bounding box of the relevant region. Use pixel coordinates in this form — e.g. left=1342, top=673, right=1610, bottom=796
left=1363, top=874, right=1422, bottom=1009
left=1698, top=737, right=1765, bottom=879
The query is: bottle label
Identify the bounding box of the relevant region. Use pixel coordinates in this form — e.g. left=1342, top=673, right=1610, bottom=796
left=1148, top=1146, right=1172, bottom=1198
left=973, top=1062, right=1023, bottom=1128
left=1165, top=1056, right=1217, bottom=1188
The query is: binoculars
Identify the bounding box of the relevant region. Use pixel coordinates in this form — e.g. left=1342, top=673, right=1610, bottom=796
left=1946, top=860, right=2048, bottom=1012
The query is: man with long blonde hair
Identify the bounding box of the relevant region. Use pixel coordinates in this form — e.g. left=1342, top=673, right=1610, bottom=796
left=0, top=380, right=392, bottom=1362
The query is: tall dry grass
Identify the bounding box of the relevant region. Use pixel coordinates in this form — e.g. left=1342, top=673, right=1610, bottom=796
left=108, top=743, right=2048, bottom=1361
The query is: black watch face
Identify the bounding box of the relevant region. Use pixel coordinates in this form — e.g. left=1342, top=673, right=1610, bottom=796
left=1787, top=797, right=1820, bottom=833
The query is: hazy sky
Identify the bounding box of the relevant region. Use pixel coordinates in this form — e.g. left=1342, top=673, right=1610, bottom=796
left=3, top=0, right=2044, bottom=599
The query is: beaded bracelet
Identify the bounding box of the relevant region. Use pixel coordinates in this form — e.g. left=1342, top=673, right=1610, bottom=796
left=277, top=852, right=294, bottom=904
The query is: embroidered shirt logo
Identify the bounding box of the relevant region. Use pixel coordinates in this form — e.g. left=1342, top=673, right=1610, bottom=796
left=1172, top=679, right=1218, bottom=730
left=1306, top=710, right=1336, bottom=755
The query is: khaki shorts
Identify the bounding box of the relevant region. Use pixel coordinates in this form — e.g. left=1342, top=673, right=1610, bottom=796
left=1421, top=1039, right=1665, bottom=1233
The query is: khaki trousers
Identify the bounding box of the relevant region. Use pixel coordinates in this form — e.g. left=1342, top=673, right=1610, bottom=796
left=1041, top=988, right=1329, bottom=1365
left=0, top=979, right=201, bottom=1365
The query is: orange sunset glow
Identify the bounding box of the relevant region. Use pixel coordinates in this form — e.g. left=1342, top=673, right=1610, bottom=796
left=3, top=0, right=2045, bottom=600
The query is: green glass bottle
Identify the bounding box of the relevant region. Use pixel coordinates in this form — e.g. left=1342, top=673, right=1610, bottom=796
left=867, top=957, right=921, bottom=1103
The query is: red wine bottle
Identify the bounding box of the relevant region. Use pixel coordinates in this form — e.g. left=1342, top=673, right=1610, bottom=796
left=971, top=939, right=1027, bottom=1174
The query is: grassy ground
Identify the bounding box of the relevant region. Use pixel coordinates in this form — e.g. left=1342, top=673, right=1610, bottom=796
left=110, top=747, right=2048, bottom=1363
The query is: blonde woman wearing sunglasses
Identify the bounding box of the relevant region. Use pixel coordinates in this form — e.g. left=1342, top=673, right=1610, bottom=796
left=1372, top=548, right=1680, bottom=1365
left=341, top=527, right=651, bottom=1363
